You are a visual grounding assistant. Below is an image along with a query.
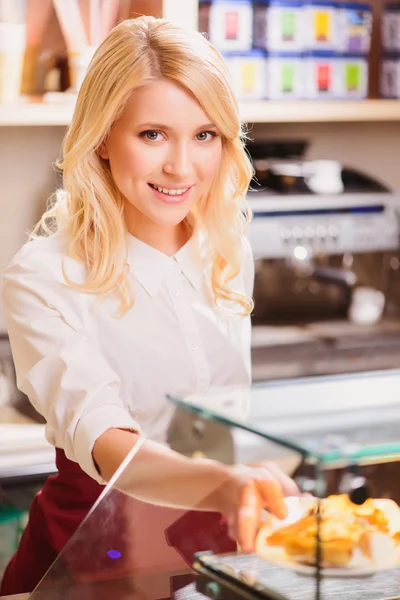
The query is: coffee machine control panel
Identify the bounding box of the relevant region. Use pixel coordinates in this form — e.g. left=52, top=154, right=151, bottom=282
left=247, top=193, right=400, bottom=259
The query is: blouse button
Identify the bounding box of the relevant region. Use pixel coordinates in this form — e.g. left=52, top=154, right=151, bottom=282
left=190, top=342, right=199, bottom=350
left=173, top=289, right=180, bottom=296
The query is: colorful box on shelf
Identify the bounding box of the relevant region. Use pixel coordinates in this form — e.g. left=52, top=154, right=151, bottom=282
left=381, top=51, right=400, bottom=99
left=381, top=3, right=400, bottom=98
left=303, top=0, right=338, bottom=52
left=303, top=51, right=338, bottom=98
left=338, top=2, right=373, bottom=54
left=253, top=0, right=305, bottom=53
left=224, top=50, right=268, bottom=99
left=339, top=54, right=369, bottom=99
left=201, top=0, right=254, bottom=52
left=265, top=51, right=304, bottom=99
left=382, top=2, right=400, bottom=53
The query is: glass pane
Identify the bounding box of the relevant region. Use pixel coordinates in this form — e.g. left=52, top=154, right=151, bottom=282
left=28, top=394, right=400, bottom=600
left=169, top=369, right=400, bottom=465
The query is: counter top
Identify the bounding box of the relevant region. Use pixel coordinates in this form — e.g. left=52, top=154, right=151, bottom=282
left=0, top=571, right=205, bottom=600
left=0, top=407, right=56, bottom=483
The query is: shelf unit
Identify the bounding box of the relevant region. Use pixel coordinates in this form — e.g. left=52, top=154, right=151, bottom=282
left=1, top=0, right=400, bottom=336
left=1, top=99, right=400, bottom=127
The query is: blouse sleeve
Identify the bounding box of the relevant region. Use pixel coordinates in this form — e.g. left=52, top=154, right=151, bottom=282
left=1, top=248, right=140, bottom=484
left=243, top=236, right=255, bottom=298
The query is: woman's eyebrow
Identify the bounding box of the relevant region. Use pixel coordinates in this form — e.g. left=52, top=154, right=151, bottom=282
left=136, top=122, right=218, bottom=131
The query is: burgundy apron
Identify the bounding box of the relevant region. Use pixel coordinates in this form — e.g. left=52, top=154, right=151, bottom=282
left=0, top=449, right=102, bottom=595
left=0, top=449, right=235, bottom=596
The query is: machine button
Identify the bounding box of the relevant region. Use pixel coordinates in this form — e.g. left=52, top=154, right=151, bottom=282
left=292, top=226, right=303, bottom=240
left=327, top=225, right=339, bottom=239
left=280, top=228, right=291, bottom=242
left=316, top=225, right=327, bottom=238
left=304, top=226, right=315, bottom=238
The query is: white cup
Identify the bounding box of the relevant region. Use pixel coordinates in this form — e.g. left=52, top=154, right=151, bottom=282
left=348, top=287, right=386, bottom=326
left=304, top=160, right=344, bottom=195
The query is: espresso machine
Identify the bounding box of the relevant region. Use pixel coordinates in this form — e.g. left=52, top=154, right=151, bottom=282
left=247, top=141, right=400, bottom=382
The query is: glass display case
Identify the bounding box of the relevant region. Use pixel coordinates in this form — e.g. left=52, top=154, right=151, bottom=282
left=28, top=369, right=400, bottom=600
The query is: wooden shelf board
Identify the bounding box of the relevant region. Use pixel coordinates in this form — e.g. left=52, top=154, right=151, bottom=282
left=1, top=98, right=400, bottom=126
left=239, top=99, right=400, bottom=124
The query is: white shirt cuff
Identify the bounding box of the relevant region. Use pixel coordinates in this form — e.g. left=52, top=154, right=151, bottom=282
left=72, top=405, right=141, bottom=484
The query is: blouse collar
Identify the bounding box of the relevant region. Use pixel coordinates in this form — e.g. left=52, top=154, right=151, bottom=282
left=127, top=233, right=203, bottom=298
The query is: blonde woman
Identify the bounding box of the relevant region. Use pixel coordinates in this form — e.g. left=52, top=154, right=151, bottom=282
left=0, top=16, right=298, bottom=595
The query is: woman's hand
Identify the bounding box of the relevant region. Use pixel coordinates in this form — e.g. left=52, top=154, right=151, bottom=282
left=217, top=462, right=300, bottom=553
left=94, top=429, right=299, bottom=555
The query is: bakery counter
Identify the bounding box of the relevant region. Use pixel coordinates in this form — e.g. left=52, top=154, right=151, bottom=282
left=4, top=370, right=400, bottom=600
left=166, top=369, right=400, bottom=600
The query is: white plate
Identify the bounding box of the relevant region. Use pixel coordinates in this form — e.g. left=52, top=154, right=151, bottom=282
left=256, top=496, right=400, bottom=578
left=256, top=545, right=400, bottom=578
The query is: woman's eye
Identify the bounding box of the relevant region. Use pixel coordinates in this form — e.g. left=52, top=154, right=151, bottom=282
left=140, top=130, right=163, bottom=141
left=196, top=131, right=217, bottom=142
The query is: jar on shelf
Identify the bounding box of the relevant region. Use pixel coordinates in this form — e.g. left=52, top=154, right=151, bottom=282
left=337, top=2, right=373, bottom=54
left=208, top=0, right=253, bottom=52
left=381, top=53, right=400, bottom=98
left=303, top=51, right=340, bottom=98
left=224, top=50, right=268, bottom=99
left=337, top=54, right=369, bottom=99
left=382, top=3, right=400, bottom=53
left=253, top=0, right=305, bottom=53
left=266, top=51, right=305, bottom=99
left=303, top=0, right=339, bottom=52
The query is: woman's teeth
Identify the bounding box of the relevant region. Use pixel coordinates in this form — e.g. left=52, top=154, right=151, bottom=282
left=150, top=184, right=188, bottom=196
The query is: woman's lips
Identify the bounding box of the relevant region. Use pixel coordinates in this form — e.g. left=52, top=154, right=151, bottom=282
left=148, top=183, right=192, bottom=204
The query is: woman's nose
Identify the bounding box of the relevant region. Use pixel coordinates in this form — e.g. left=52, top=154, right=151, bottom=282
left=163, top=144, right=193, bottom=179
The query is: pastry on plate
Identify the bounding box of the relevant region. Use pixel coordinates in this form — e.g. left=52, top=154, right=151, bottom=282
left=256, top=494, right=400, bottom=569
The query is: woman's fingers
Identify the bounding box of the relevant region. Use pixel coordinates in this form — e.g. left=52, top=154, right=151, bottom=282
left=256, top=478, right=288, bottom=520
left=255, top=460, right=300, bottom=497
left=232, top=462, right=295, bottom=553
left=237, top=477, right=288, bottom=553
left=238, top=480, right=262, bottom=553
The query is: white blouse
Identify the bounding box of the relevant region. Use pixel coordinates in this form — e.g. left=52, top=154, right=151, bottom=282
left=2, top=232, right=254, bottom=483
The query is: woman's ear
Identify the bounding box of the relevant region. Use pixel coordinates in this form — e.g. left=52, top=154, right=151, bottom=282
left=98, top=142, right=109, bottom=160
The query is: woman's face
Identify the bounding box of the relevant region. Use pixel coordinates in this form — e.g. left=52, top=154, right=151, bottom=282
left=100, top=78, right=223, bottom=246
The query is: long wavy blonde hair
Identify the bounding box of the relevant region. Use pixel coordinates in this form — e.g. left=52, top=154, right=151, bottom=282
left=35, top=16, right=254, bottom=316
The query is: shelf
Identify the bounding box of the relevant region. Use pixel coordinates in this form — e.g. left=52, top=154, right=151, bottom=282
left=0, top=99, right=74, bottom=126
left=1, top=98, right=400, bottom=127
left=239, top=99, right=400, bottom=123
